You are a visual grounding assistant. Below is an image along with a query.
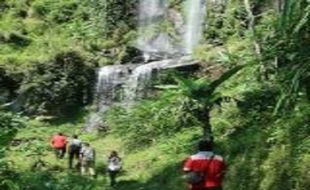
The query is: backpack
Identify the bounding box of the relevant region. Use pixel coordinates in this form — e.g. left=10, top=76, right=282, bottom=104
left=108, top=156, right=122, bottom=171
left=82, top=147, right=94, bottom=161
left=69, top=144, right=81, bottom=153
left=184, top=171, right=204, bottom=184
left=184, top=154, right=215, bottom=185
left=69, top=139, right=81, bottom=153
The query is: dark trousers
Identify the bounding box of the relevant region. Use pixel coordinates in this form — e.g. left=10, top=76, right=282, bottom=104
left=54, top=147, right=66, bottom=159
left=108, top=170, right=119, bottom=186
left=192, top=187, right=223, bottom=190
left=68, top=150, right=80, bottom=169
left=203, top=187, right=223, bottom=190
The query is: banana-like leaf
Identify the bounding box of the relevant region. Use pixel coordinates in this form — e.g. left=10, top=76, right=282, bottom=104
left=294, top=4, right=310, bottom=34
left=208, top=65, right=245, bottom=94
left=162, top=65, right=245, bottom=105
left=280, top=0, right=293, bottom=32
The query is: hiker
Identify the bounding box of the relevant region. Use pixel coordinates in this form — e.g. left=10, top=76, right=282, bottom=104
left=107, top=151, right=122, bottom=186
left=50, top=132, right=67, bottom=159
left=68, top=135, right=82, bottom=169
left=183, top=140, right=226, bottom=190
left=80, top=142, right=96, bottom=177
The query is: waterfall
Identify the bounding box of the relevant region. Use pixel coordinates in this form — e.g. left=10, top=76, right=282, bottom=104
left=137, top=0, right=207, bottom=56
left=124, top=57, right=196, bottom=103
left=85, top=0, right=206, bottom=131
left=183, top=0, right=207, bottom=54
left=96, top=66, right=126, bottom=112
left=137, top=0, right=175, bottom=56
left=85, top=65, right=135, bottom=132
left=124, top=64, right=154, bottom=103
left=124, top=59, right=172, bottom=103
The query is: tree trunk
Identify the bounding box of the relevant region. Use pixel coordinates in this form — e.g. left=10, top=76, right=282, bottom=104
left=200, top=109, right=213, bottom=141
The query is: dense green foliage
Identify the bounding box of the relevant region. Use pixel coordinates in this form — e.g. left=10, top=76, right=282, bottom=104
left=0, top=0, right=309, bottom=190
left=18, top=51, right=95, bottom=116
left=0, top=110, right=24, bottom=190
left=1, top=51, right=95, bottom=116
left=107, top=95, right=200, bottom=149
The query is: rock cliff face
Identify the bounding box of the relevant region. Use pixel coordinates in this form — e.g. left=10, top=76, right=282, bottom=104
left=168, top=8, right=185, bottom=36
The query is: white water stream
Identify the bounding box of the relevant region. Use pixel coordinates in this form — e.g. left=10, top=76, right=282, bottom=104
left=137, top=0, right=175, bottom=55
left=85, top=65, right=135, bottom=132
left=183, top=0, right=207, bottom=54
left=124, top=56, right=196, bottom=103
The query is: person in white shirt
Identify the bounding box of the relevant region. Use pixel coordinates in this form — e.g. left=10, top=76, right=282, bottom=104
left=107, top=151, right=122, bottom=186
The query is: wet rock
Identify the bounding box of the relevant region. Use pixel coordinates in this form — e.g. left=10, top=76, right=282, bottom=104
left=168, top=8, right=185, bottom=35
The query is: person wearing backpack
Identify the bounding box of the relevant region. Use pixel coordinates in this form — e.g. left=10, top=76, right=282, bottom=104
left=183, top=140, right=226, bottom=190
left=107, top=151, right=122, bottom=186
left=68, top=135, right=82, bottom=169
left=80, top=142, right=96, bottom=177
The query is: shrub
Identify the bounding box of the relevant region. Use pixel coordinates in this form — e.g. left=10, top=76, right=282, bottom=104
left=0, top=67, right=23, bottom=103
left=49, top=1, right=78, bottom=23
left=6, top=32, right=32, bottom=47
left=0, top=110, right=24, bottom=190
left=106, top=94, right=200, bottom=150
left=0, top=110, right=24, bottom=147
left=19, top=51, right=95, bottom=116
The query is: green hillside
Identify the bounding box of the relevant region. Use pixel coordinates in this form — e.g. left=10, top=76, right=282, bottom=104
left=1, top=0, right=309, bottom=190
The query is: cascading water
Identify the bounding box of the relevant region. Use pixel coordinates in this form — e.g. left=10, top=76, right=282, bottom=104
left=183, top=0, right=207, bottom=54
left=125, top=0, right=208, bottom=103
left=137, top=0, right=207, bottom=55
left=85, top=65, right=135, bottom=132
left=96, top=66, right=127, bottom=112
left=137, top=0, right=175, bottom=56
left=126, top=0, right=206, bottom=101
left=124, top=57, right=197, bottom=103
left=124, top=64, right=154, bottom=103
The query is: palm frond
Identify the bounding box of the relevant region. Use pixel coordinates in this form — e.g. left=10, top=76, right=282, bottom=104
left=175, top=76, right=200, bottom=98
left=293, top=4, right=310, bottom=34
left=280, top=0, right=293, bottom=32
left=208, top=65, right=245, bottom=94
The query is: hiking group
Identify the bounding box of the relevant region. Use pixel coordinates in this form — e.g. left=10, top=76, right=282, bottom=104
left=51, top=133, right=226, bottom=189
left=50, top=133, right=122, bottom=186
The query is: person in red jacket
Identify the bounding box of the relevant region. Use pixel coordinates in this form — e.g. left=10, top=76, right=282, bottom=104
left=183, top=140, right=226, bottom=190
left=50, top=132, right=67, bottom=159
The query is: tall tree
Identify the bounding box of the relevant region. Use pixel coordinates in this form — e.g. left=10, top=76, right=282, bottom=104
left=159, top=65, right=244, bottom=140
